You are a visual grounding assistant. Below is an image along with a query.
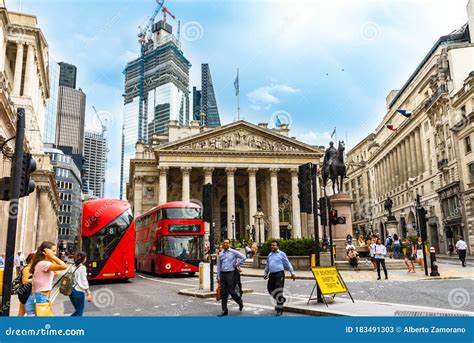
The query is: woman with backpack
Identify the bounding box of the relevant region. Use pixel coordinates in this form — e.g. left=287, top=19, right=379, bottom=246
left=16, top=253, right=34, bottom=316
left=69, top=252, right=92, bottom=316
left=25, top=241, right=68, bottom=316
left=392, top=234, right=401, bottom=259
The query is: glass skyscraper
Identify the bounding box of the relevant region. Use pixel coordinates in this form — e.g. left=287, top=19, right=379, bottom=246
left=193, top=64, right=221, bottom=127
left=121, top=20, right=191, bottom=198
left=83, top=129, right=107, bottom=198
left=43, top=59, right=60, bottom=144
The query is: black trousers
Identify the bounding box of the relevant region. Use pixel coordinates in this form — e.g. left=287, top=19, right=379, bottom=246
left=458, top=250, right=467, bottom=266
left=234, top=269, right=242, bottom=297
left=267, top=271, right=285, bottom=310
left=375, top=259, right=388, bottom=278
left=220, top=271, right=242, bottom=311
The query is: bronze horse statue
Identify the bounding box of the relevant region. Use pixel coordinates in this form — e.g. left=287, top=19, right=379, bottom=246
left=322, top=141, right=346, bottom=194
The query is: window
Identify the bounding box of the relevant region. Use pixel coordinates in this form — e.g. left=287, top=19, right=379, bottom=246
left=469, top=163, right=474, bottom=183
left=465, top=136, right=472, bottom=154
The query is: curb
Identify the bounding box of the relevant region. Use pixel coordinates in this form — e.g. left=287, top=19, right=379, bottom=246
left=178, top=288, right=253, bottom=298
left=282, top=305, right=347, bottom=317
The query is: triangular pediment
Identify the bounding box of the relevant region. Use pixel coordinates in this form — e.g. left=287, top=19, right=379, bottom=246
left=157, top=121, right=322, bottom=154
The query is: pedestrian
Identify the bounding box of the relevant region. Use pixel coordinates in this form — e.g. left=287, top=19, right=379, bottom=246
left=392, top=234, right=401, bottom=259
left=455, top=237, right=468, bottom=267
left=17, top=253, right=34, bottom=316
left=385, top=235, right=393, bottom=259
left=403, top=239, right=416, bottom=273
left=347, top=247, right=359, bottom=269
left=373, top=238, right=388, bottom=280
left=448, top=243, right=454, bottom=256
left=69, top=252, right=92, bottom=316
left=369, top=238, right=377, bottom=271
left=264, top=240, right=296, bottom=316
left=216, top=239, right=245, bottom=316
left=25, top=241, right=68, bottom=316
left=0, top=253, right=5, bottom=267
left=415, top=237, right=424, bottom=271
left=14, top=251, right=26, bottom=276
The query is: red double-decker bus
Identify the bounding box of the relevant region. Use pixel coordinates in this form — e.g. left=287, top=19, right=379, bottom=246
left=81, top=199, right=135, bottom=281
left=135, top=201, right=205, bottom=275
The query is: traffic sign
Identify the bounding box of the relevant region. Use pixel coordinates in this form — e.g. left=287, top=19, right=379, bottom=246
left=308, top=266, right=354, bottom=306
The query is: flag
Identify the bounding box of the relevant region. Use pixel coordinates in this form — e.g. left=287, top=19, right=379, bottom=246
left=234, top=69, right=239, bottom=96
left=385, top=123, right=398, bottom=131
left=330, top=127, right=336, bottom=138
left=396, top=109, right=412, bottom=118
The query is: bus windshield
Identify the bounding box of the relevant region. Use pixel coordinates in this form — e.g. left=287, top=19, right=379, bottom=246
left=163, top=208, right=201, bottom=220
left=162, top=236, right=203, bottom=260
left=82, top=209, right=133, bottom=261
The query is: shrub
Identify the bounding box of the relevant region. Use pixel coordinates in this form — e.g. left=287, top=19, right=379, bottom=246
left=258, top=238, right=315, bottom=257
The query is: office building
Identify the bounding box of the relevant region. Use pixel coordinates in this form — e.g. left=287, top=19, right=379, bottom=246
left=83, top=129, right=107, bottom=198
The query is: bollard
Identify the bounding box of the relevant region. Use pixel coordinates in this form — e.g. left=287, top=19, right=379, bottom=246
left=199, top=262, right=210, bottom=290
left=429, top=246, right=440, bottom=276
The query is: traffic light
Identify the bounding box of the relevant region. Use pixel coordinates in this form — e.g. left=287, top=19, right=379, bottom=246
left=0, top=177, right=11, bottom=201
left=298, top=163, right=312, bottom=214
left=202, top=183, right=213, bottom=223
left=319, top=197, right=327, bottom=226
left=329, top=209, right=338, bottom=225
left=417, top=206, right=428, bottom=241
left=19, top=153, right=36, bottom=198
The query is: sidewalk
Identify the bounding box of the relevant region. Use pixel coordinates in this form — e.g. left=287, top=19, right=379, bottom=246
left=283, top=298, right=473, bottom=316
left=241, top=262, right=473, bottom=282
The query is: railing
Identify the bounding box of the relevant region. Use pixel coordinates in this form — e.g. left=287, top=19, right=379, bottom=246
left=437, top=158, right=449, bottom=169
left=424, top=84, right=448, bottom=111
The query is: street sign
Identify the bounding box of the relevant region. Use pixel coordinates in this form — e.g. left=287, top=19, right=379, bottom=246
left=307, top=266, right=354, bottom=306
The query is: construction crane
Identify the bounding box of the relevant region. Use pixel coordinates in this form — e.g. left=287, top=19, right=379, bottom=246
left=92, top=106, right=107, bottom=136
left=161, top=5, right=175, bottom=23
left=136, top=0, right=165, bottom=142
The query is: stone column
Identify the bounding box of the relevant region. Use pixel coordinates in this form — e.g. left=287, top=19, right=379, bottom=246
left=269, top=168, right=280, bottom=239
left=203, top=167, right=214, bottom=243
left=226, top=167, right=236, bottom=241
left=158, top=166, right=168, bottom=205
left=290, top=168, right=302, bottom=238
left=247, top=167, right=258, bottom=239
left=415, top=127, right=423, bottom=175
left=35, top=186, right=50, bottom=244
left=396, top=145, right=403, bottom=186
left=402, top=139, right=409, bottom=183
left=13, top=42, right=24, bottom=96
left=407, top=134, right=415, bottom=178
left=382, top=158, right=387, bottom=195
left=23, top=44, right=35, bottom=97
left=181, top=166, right=191, bottom=202
left=0, top=29, right=6, bottom=71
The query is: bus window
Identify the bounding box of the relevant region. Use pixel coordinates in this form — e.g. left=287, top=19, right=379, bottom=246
left=163, top=208, right=201, bottom=220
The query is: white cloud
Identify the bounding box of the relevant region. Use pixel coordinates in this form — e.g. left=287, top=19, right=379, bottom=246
left=297, top=130, right=332, bottom=146
left=247, top=84, right=300, bottom=106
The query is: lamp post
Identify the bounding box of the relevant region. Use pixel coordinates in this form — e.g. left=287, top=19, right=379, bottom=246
left=254, top=204, right=264, bottom=246
left=231, top=214, right=236, bottom=243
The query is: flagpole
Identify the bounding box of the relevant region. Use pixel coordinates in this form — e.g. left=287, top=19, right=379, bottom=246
left=237, top=68, right=240, bottom=121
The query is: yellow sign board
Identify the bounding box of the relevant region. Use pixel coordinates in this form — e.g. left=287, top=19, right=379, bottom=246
left=311, top=267, right=348, bottom=295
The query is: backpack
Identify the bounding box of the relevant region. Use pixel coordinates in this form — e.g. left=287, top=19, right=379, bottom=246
left=59, top=266, right=78, bottom=296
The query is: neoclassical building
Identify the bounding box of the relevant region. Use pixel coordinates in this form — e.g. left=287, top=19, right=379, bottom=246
left=345, top=3, right=474, bottom=254
left=127, top=120, right=323, bottom=243
left=0, top=4, right=59, bottom=254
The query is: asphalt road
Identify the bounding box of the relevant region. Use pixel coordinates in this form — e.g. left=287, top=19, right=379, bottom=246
left=57, top=272, right=473, bottom=316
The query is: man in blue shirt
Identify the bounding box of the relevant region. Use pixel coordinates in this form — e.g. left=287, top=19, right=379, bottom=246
left=217, top=239, right=246, bottom=316
left=264, top=240, right=295, bottom=316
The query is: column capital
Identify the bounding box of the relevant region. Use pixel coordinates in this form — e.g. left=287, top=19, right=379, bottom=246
left=225, top=167, right=237, bottom=175
left=247, top=167, right=258, bottom=176
left=203, top=167, right=214, bottom=174
left=158, top=166, right=169, bottom=174
left=269, top=168, right=280, bottom=176
left=180, top=166, right=192, bottom=173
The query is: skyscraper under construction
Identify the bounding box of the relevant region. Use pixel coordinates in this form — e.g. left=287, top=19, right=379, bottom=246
left=121, top=20, right=191, bottom=198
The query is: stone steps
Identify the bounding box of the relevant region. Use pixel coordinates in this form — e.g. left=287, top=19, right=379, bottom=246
left=335, top=258, right=409, bottom=271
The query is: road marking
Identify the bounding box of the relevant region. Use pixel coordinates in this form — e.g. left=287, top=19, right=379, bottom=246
left=113, top=313, right=120, bottom=316
left=250, top=291, right=307, bottom=301
left=135, top=309, right=142, bottom=312
left=204, top=301, right=275, bottom=311
left=138, top=274, right=194, bottom=287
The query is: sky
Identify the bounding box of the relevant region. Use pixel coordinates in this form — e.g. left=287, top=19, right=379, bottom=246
left=6, top=0, right=470, bottom=198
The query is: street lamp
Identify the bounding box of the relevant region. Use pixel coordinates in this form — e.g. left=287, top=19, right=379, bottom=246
left=231, top=214, right=236, bottom=242
left=253, top=204, right=264, bottom=245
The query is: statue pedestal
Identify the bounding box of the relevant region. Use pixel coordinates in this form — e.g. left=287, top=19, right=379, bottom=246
left=329, top=193, right=354, bottom=261
left=385, top=220, right=399, bottom=236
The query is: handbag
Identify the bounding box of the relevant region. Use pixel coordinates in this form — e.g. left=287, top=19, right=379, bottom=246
left=216, top=285, right=222, bottom=301
left=34, top=294, right=53, bottom=317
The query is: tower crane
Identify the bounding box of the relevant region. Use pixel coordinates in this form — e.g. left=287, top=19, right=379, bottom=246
left=161, top=5, right=175, bottom=23
left=92, top=106, right=107, bottom=136
left=136, top=0, right=165, bottom=142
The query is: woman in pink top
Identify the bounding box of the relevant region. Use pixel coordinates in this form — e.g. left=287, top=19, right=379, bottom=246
left=25, top=241, right=67, bottom=316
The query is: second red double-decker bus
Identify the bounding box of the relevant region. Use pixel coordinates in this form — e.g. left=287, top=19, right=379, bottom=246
left=81, top=199, right=135, bottom=281
left=135, top=201, right=205, bottom=275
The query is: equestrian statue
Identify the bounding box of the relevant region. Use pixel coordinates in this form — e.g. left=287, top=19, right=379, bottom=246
left=322, top=141, right=347, bottom=194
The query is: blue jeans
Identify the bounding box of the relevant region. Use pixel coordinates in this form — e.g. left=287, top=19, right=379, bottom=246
left=25, top=293, right=50, bottom=316
left=69, top=289, right=85, bottom=316
left=394, top=244, right=401, bottom=258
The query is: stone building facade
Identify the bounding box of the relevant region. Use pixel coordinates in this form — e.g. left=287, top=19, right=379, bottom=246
left=127, top=120, right=323, bottom=244
left=0, top=5, right=59, bottom=254
left=345, top=7, right=474, bottom=254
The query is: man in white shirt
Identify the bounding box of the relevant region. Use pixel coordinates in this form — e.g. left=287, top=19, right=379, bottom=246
left=14, top=251, right=26, bottom=276
left=455, top=237, right=468, bottom=267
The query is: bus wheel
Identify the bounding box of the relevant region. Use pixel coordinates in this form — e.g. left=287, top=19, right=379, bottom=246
left=188, top=272, right=196, bottom=276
